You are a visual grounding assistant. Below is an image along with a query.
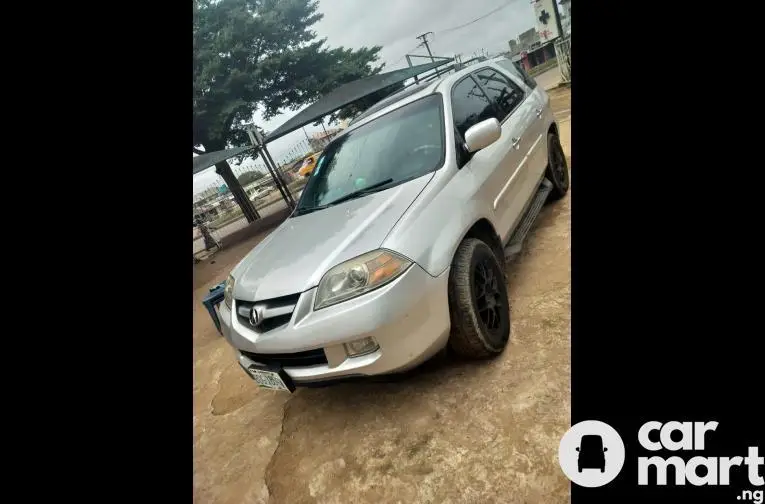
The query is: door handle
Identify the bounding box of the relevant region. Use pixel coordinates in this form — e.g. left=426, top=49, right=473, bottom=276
left=512, top=137, right=521, bottom=149
left=535, top=108, right=543, bottom=118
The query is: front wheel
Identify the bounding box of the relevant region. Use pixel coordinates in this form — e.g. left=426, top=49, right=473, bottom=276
left=447, top=238, right=511, bottom=359
left=546, top=132, right=569, bottom=201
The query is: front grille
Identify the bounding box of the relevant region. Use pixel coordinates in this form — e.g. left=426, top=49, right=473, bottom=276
left=236, top=292, right=300, bottom=333
left=240, top=348, right=328, bottom=368
left=239, top=312, right=292, bottom=332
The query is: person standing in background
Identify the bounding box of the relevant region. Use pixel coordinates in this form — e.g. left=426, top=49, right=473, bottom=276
left=196, top=217, right=221, bottom=251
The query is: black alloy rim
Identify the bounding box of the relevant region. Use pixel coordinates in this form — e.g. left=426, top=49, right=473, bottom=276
left=473, top=258, right=504, bottom=336
left=551, top=139, right=569, bottom=189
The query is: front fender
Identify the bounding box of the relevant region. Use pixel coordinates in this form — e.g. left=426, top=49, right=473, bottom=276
left=382, top=169, right=498, bottom=278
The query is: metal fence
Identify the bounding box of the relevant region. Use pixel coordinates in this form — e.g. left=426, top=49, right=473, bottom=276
left=554, top=35, right=571, bottom=83
left=192, top=129, right=342, bottom=257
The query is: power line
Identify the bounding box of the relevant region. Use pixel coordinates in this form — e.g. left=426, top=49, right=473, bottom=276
left=389, top=0, right=518, bottom=69
left=438, top=0, right=516, bottom=35
left=390, top=41, right=425, bottom=67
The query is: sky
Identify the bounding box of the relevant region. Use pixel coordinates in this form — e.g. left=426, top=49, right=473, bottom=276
left=193, top=0, right=541, bottom=195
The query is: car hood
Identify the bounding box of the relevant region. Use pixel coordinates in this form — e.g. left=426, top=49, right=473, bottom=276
left=231, top=173, right=433, bottom=301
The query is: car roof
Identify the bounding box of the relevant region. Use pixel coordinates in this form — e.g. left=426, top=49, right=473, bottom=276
left=349, top=81, right=437, bottom=125
left=342, top=58, right=513, bottom=134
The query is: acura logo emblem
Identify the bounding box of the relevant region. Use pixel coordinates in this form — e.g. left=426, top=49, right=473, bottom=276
left=249, top=305, right=263, bottom=327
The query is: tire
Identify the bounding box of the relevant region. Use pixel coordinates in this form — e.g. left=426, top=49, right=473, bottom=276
left=545, top=132, right=569, bottom=201
left=447, top=238, right=511, bottom=359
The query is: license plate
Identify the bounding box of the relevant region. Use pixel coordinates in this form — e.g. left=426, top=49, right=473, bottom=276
left=247, top=366, right=294, bottom=392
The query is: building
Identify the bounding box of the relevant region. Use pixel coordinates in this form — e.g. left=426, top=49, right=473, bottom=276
left=194, top=186, right=219, bottom=204
left=309, top=128, right=343, bottom=152
left=518, top=27, right=540, bottom=52
left=508, top=25, right=552, bottom=72
left=193, top=200, right=222, bottom=222
left=243, top=178, right=274, bottom=199
left=508, top=39, right=519, bottom=56
left=519, top=41, right=557, bottom=71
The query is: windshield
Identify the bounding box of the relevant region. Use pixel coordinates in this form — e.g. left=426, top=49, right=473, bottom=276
left=294, top=94, right=444, bottom=214
left=581, top=436, right=603, bottom=450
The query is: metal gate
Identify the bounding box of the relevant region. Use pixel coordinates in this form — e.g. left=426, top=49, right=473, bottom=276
left=554, top=35, right=571, bottom=83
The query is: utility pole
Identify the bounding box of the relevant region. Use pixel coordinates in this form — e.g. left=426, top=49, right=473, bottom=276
left=416, top=32, right=440, bottom=77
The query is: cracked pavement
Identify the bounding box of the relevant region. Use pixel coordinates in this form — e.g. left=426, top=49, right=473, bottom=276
left=193, top=87, right=571, bottom=504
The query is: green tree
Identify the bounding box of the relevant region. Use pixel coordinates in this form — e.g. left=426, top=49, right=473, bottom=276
left=237, top=170, right=266, bottom=186
left=193, top=0, right=383, bottom=221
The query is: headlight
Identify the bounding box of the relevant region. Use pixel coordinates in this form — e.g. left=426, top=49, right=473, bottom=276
left=314, top=250, right=412, bottom=310
left=223, top=274, right=235, bottom=309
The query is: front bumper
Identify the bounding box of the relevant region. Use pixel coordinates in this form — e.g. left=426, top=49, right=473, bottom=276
left=219, top=264, right=451, bottom=384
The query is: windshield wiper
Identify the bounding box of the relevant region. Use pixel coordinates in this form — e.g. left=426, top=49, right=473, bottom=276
left=323, top=178, right=395, bottom=207
left=292, top=203, right=331, bottom=216
left=292, top=178, right=395, bottom=216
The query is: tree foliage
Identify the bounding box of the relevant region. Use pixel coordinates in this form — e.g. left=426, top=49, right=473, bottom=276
left=193, top=0, right=384, bottom=154
left=237, top=170, right=266, bottom=186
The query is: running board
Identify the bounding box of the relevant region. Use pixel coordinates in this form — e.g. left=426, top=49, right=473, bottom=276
left=504, top=178, right=553, bottom=259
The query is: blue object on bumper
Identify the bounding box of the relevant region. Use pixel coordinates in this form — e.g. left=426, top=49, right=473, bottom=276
left=202, top=281, right=226, bottom=335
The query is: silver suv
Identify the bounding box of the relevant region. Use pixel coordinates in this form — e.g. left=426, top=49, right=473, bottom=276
left=219, top=57, right=569, bottom=391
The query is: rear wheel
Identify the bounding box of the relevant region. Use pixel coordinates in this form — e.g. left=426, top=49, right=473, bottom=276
left=546, top=132, right=569, bottom=200
left=447, top=238, right=511, bottom=358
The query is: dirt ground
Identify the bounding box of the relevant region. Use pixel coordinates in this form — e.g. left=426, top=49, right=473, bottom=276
left=193, top=87, right=571, bottom=504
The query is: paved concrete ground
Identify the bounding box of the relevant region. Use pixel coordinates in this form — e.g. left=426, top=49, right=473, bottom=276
left=193, top=87, right=571, bottom=504
left=533, top=66, right=562, bottom=91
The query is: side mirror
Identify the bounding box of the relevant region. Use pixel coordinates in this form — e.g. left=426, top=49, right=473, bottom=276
left=464, top=118, right=501, bottom=153
left=575, top=447, right=580, bottom=452
left=603, top=447, right=608, bottom=452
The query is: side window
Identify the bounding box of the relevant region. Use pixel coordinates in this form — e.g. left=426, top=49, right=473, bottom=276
left=495, top=59, right=538, bottom=90
left=451, top=76, right=496, bottom=138
left=474, top=69, right=525, bottom=120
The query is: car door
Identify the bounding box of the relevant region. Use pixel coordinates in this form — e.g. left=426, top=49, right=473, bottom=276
left=494, top=60, right=550, bottom=180
left=471, top=67, right=537, bottom=241
left=451, top=75, right=526, bottom=243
